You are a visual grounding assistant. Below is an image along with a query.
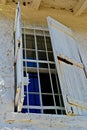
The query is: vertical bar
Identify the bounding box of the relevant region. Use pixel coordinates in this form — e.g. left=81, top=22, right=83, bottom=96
left=43, top=29, right=57, bottom=114
left=24, top=23, right=29, bottom=113
left=55, top=73, right=63, bottom=114
left=34, top=25, right=43, bottom=113
left=14, top=31, right=17, bottom=112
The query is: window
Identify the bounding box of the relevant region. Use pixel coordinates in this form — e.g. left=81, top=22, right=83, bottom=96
left=21, top=25, right=65, bottom=114
left=14, top=10, right=87, bottom=115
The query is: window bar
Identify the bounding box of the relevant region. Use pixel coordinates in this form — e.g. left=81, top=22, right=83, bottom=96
left=23, top=59, right=54, bottom=64
left=22, top=105, right=65, bottom=110
left=34, top=25, right=43, bottom=113
left=43, top=29, right=57, bottom=114
left=24, top=23, right=29, bottom=113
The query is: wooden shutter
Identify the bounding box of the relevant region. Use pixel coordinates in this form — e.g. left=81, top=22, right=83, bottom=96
left=47, top=16, right=87, bottom=115
left=14, top=2, right=24, bottom=112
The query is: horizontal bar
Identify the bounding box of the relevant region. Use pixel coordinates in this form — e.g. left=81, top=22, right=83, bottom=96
left=22, top=106, right=65, bottom=110
left=23, top=59, right=55, bottom=64
left=24, top=92, right=62, bottom=96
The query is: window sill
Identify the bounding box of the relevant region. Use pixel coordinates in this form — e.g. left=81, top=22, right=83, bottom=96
left=5, top=112, right=87, bottom=127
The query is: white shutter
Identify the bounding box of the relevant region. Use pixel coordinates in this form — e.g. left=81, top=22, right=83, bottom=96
left=14, top=2, right=24, bottom=112
left=47, top=16, right=87, bottom=115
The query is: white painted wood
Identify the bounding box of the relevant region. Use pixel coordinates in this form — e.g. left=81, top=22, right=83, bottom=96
left=47, top=16, right=87, bottom=115
left=14, top=2, right=24, bottom=112
left=74, top=0, right=87, bottom=16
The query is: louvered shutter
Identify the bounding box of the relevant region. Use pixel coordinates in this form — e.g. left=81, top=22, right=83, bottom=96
left=47, top=16, right=87, bottom=115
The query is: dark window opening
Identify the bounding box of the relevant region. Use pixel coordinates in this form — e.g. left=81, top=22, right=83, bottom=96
left=44, top=109, right=56, bottom=114
left=23, top=61, right=37, bottom=68
left=39, top=63, right=48, bottom=68
left=42, top=95, right=54, bottom=106
left=29, top=94, right=40, bottom=106
left=28, top=73, right=39, bottom=92
left=26, top=50, right=36, bottom=60
left=26, top=35, right=35, bottom=49
left=22, top=28, right=65, bottom=115
left=37, top=36, right=45, bottom=50
left=40, top=73, right=52, bottom=93
left=48, top=52, right=54, bottom=61
left=38, top=51, right=47, bottom=61
left=46, top=37, right=52, bottom=51
left=29, top=109, right=41, bottom=113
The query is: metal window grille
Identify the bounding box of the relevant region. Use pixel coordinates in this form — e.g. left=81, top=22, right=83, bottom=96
left=21, top=24, right=65, bottom=114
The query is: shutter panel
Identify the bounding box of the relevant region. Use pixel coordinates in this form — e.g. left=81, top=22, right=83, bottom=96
left=14, top=2, right=24, bottom=112
left=47, top=16, right=87, bottom=115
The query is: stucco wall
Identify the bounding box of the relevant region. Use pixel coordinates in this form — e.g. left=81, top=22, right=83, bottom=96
left=0, top=16, right=14, bottom=116
left=0, top=16, right=87, bottom=129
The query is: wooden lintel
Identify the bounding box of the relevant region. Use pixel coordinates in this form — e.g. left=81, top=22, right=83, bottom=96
left=74, top=0, right=87, bottom=16
left=0, top=0, right=7, bottom=4
left=30, top=0, right=42, bottom=10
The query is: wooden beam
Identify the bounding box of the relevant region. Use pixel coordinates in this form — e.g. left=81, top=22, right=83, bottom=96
left=0, top=0, right=7, bottom=4
left=30, top=0, right=42, bottom=10
left=74, top=0, right=87, bottom=16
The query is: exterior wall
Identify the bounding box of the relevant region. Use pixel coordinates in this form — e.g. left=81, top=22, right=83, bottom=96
left=0, top=16, right=14, bottom=117
left=0, top=16, right=87, bottom=129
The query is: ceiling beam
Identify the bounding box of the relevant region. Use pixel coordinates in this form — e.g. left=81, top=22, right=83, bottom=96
left=74, top=0, right=87, bottom=16
left=0, top=0, right=7, bottom=4
left=30, top=0, right=42, bottom=10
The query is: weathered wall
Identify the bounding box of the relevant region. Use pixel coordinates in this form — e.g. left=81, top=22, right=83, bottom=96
left=0, top=15, right=87, bottom=129
left=0, top=15, right=14, bottom=117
